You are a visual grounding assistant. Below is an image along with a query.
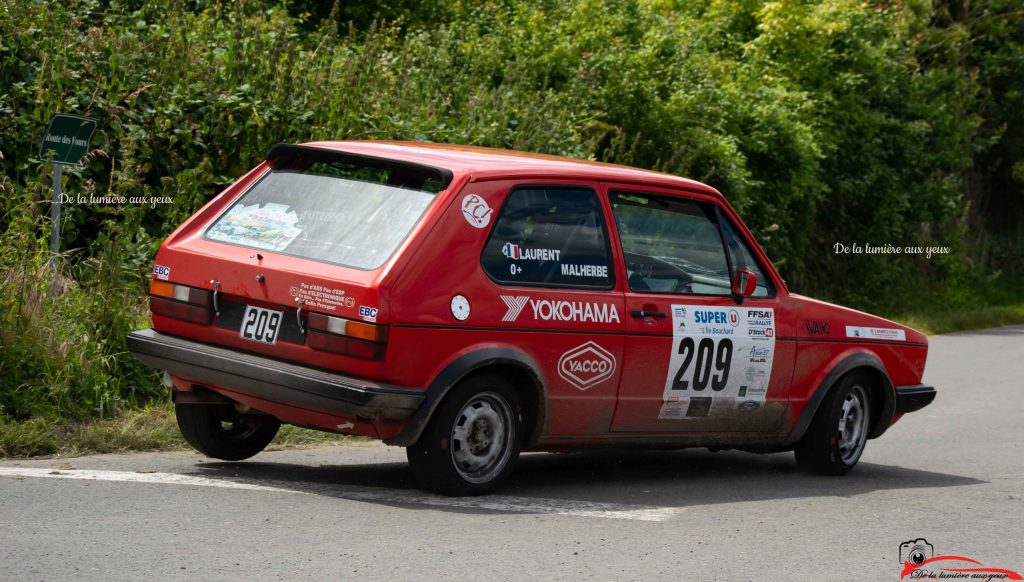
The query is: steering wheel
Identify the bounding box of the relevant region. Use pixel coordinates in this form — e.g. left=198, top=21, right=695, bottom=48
left=624, top=252, right=694, bottom=293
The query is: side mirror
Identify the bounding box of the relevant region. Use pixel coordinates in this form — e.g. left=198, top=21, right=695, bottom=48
left=731, top=269, right=757, bottom=299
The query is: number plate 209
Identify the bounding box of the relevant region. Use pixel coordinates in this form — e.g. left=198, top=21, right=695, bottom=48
left=240, top=306, right=283, bottom=344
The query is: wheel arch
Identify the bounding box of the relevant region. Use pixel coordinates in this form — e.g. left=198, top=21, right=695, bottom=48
left=385, top=348, right=547, bottom=447
left=782, top=352, right=896, bottom=448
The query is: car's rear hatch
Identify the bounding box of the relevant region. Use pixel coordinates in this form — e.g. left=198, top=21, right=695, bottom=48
left=147, top=144, right=453, bottom=377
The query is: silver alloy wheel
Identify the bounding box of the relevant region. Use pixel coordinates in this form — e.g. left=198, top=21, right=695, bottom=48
left=837, top=385, right=869, bottom=464
left=450, top=391, right=515, bottom=484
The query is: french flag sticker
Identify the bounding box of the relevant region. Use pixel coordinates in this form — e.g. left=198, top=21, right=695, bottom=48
left=502, top=242, right=521, bottom=260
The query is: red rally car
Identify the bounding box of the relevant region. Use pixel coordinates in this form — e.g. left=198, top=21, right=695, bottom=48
left=128, top=141, right=936, bottom=495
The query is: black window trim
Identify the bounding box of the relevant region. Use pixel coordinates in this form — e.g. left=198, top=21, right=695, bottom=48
left=265, top=143, right=454, bottom=190
left=479, top=184, right=617, bottom=292
left=716, top=206, right=777, bottom=298
left=609, top=189, right=777, bottom=299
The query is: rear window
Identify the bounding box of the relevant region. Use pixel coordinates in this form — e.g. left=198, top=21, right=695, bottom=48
left=204, top=152, right=446, bottom=269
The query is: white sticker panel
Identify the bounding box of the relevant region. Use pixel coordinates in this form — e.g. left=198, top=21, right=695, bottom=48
left=659, top=305, right=776, bottom=419
left=845, top=326, right=906, bottom=341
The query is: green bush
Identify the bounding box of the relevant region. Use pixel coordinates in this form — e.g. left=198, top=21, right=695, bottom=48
left=0, top=0, right=1021, bottom=422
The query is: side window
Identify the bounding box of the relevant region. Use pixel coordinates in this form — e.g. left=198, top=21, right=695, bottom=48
left=720, top=218, right=774, bottom=297
left=481, top=187, right=613, bottom=288
left=610, top=192, right=731, bottom=295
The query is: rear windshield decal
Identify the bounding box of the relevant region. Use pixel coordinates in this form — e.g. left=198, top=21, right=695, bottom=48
left=206, top=202, right=302, bottom=251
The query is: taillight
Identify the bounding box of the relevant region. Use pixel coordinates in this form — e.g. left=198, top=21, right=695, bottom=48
left=307, top=312, right=387, bottom=360
left=149, top=280, right=213, bottom=325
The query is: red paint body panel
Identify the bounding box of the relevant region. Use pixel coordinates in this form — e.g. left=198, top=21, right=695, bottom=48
left=145, top=141, right=929, bottom=450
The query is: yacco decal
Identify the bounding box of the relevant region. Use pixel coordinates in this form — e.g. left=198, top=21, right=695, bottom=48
left=659, top=305, right=776, bottom=420
left=500, top=295, right=621, bottom=324
left=558, top=341, right=617, bottom=391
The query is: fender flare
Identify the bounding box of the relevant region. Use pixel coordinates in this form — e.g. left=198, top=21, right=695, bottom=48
left=384, top=348, right=547, bottom=447
left=781, top=352, right=896, bottom=448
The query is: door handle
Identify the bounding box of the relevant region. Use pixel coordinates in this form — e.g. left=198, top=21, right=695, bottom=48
left=631, top=310, right=666, bottom=319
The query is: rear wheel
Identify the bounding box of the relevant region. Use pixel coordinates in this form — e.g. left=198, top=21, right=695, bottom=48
left=795, top=371, right=872, bottom=475
left=175, top=403, right=280, bottom=461
left=407, top=374, right=523, bottom=496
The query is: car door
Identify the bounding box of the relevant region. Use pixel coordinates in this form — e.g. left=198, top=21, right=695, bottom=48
left=475, top=182, right=627, bottom=436
left=604, top=185, right=795, bottom=434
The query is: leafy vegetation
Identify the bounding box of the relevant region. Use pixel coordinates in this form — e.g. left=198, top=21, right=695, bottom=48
left=1, top=0, right=1022, bottom=427
left=0, top=404, right=367, bottom=458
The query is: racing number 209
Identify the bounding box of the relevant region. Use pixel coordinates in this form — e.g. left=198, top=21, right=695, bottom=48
left=671, top=338, right=732, bottom=391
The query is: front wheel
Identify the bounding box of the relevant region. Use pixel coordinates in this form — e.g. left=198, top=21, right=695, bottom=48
left=407, top=375, right=523, bottom=496
left=175, top=403, right=280, bottom=461
left=795, top=372, right=872, bottom=475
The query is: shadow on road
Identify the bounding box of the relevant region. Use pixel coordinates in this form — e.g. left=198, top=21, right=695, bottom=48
left=189, top=448, right=984, bottom=513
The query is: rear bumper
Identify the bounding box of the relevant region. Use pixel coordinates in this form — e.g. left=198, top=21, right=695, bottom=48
left=127, top=329, right=424, bottom=420
left=894, top=383, right=936, bottom=414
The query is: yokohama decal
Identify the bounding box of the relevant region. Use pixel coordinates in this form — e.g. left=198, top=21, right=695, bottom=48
left=500, top=295, right=621, bottom=324
left=558, top=341, right=617, bottom=390
left=501, top=295, right=530, bottom=322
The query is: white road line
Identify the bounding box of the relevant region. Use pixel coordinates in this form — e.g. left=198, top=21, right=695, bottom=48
left=0, top=468, right=302, bottom=494
left=330, top=487, right=681, bottom=522
left=0, top=467, right=681, bottom=522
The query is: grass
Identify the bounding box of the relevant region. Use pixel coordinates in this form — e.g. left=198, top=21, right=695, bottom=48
left=0, top=404, right=368, bottom=459
left=890, top=303, right=1024, bottom=336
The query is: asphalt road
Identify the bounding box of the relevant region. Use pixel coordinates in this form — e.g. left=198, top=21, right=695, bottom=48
left=2, top=326, right=1023, bottom=581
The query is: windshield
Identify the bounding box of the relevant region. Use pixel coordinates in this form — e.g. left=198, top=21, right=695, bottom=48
left=205, top=156, right=442, bottom=269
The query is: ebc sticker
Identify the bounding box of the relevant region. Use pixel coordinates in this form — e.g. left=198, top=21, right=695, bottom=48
left=500, top=295, right=621, bottom=324
left=461, top=194, right=493, bottom=229
left=558, top=341, right=617, bottom=391
left=658, top=305, right=776, bottom=420
left=152, top=264, right=171, bottom=280
left=358, top=305, right=378, bottom=322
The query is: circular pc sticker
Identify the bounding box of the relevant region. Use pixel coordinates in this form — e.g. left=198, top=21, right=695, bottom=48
left=461, top=194, right=493, bottom=229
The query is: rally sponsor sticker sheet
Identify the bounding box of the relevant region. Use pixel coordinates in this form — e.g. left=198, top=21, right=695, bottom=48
left=658, top=305, right=776, bottom=419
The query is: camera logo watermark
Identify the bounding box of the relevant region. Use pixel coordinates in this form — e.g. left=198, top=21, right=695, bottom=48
left=898, top=538, right=1021, bottom=580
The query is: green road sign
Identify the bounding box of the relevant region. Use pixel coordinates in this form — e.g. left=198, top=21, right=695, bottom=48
left=38, top=113, right=97, bottom=166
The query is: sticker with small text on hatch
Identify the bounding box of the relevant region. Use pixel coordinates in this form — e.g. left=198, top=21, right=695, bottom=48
left=152, top=264, right=171, bottom=280
left=846, top=326, right=905, bottom=341
left=288, top=282, right=354, bottom=312
left=659, top=306, right=776, bottom=420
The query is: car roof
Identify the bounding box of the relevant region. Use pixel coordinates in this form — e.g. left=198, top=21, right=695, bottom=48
left=299, top=141, right=723, bottom=199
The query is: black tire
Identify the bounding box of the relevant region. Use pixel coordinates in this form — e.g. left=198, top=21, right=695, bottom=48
left=407, top=374, right=524, bottom=496
left=795, top=371, right=872, bottom=475
left=175, top=403, right=280, bottom=461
